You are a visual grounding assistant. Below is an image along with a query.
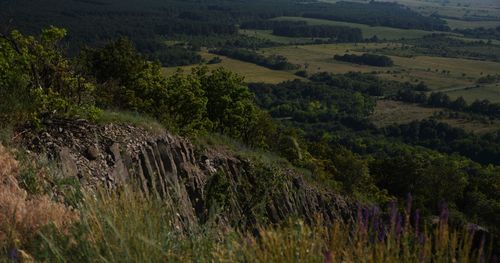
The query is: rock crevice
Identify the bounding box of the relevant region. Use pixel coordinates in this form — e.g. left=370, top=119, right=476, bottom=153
left=24, top=119, right=354, bottom=227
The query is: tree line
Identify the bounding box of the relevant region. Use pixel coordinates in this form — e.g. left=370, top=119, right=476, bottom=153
left=395, top=89, right=500, bottom=119
left=383, top=118, right=500, bottom=166
left=240, top=20, right=307, bottom=30
left=211, top=48, right=299, bottom=70
left=272, top=25, right=363, bottom=42
left=334, top=53, right=394, bottom=67
left=301, top=1, right=450, bottom=31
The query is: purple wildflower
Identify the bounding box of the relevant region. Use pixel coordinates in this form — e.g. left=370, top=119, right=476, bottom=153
left=439, top=203, right=449, bottom=224
left=390, top=200, right=398, bottom=227
left=396, top=214, right=403, bottom=238
left=414, top=209, right=420, bottom=236
left=406, top=193, right=413, bottom=215
left=9, top=248, right=18, bottom=262
left=324, top=251, right=333, bottom=263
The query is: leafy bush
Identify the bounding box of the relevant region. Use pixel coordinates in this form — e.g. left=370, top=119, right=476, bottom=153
left=0, top=27, right=96, bottom=125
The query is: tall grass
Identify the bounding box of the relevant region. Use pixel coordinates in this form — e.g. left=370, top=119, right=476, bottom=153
left=30, top=188, right=494, bottom=263
left=94, top=110, right=165, bottom=134
left=0, top=142, right=494, bottom=262
left=33, top=188, right=220, bottom=262
left=0, top=144, right=77, bottom=260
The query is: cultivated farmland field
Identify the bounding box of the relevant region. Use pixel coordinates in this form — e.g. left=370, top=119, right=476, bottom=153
left=163, top=51, right=302, bottom=84
left=446, top=83, right=500, bottom=103
left=239, top=29, right=325, bottom=45
left=372, top=100, right=500, bottom=134
left=320, top=0, right=500, bottom=19
left=272, top=17, right=439, bottom=40
left=445, top=19, right=500, bottom=29
left=261, top=43, right=500, bottom=91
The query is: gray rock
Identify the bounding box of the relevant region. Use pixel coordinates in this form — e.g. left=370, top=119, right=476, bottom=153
left=59, top=147, right=78, bottom=178
left=85, top=145, right=100, bottom=160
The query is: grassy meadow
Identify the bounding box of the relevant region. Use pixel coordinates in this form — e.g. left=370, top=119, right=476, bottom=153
left=261, top=43, right=500, bottom=90
left=239, top=29, right=327, bottom=45
left=162, top=51, right=301, bottom=84
left=272, top=16, right=439, bottom=40
left=372, top=100, right=500, bottom=134
left=445, top=18, right=500, bottom=29
left=320, top=0, right=500, bottom=19
left=446, top=83, right=500, bottom=103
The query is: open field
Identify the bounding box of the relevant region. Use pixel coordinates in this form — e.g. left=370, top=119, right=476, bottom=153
left=320, top=0, right=500, bottom=19
left=239, top=29, right=325, bottom=45
left=446, top=83, right=500, bottom=103
left=445, top=19, right=500, bottom=29
left=261, top=43, right=500, bottom=90
left=260, top=43, right=392, bottom=74
left=371, top=100, right=441, bottom=126
left=372, top=100, right=500, bottom=134
left=162, top=51, right=301, bottom=84
left=272, top=17, right=439, bottom=40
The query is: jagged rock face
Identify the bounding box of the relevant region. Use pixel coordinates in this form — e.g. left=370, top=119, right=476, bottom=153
left=23, top=119, right=354, bottom=228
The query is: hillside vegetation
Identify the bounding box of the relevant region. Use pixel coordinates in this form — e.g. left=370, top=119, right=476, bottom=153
left=1, top=0, right=500, bottom=261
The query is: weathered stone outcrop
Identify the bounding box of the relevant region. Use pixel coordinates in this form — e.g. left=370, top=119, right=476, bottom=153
left=23, top=119, right=355, bottom=228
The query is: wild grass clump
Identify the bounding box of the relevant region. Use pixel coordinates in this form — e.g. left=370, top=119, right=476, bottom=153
left=31, top=188, right=495, bottom=263
left=219, top=201, right=494, bottom=263
left=0, top=144, right=77, bottom=257
left=35, top=188, right=222, bottom=263
left=94, top=110, right=165, bottom=134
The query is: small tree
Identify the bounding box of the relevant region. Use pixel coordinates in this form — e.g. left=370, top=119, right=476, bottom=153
left=0, top=27, right=96, bottom=125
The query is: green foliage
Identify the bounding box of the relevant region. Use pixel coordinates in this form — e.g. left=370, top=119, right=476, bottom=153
left=83, top=39, right=273, bottom=141
left=0, top=27, right=96, bottom=125
left=200, top=67, right=254, bottom=136
left=94, top=110, right=164, bottom=134
left=211, top=48, right=299, bottom=70
left=204, top=171, right=233, bottom=218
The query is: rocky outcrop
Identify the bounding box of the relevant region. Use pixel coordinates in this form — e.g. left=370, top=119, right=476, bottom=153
left=23, top=119, right=355, bottom=228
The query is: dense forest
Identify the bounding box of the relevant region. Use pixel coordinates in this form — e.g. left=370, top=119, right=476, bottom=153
left=0, top=0, right=449, bottom=56
left=302, top=1, right=450, bottom=31
left=272, top=25, right=363, bottom=42
left=250, top=79, right=500, bottom=237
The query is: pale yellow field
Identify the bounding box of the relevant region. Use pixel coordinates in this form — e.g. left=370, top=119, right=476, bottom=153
left=446, top=83, right=500, bottom=103
left=445, top=19, right=500, bottom=29
left=372, top=100, right=500, bottom=134
left=260, top=43, right=398, bottom=74
left=371, top=100, right=441, bottom=126
left=239, top=29, right=325, bottom=45
left=163, top=51, right=302, bottom=84
left=261, top=43, right=500, bottom=90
